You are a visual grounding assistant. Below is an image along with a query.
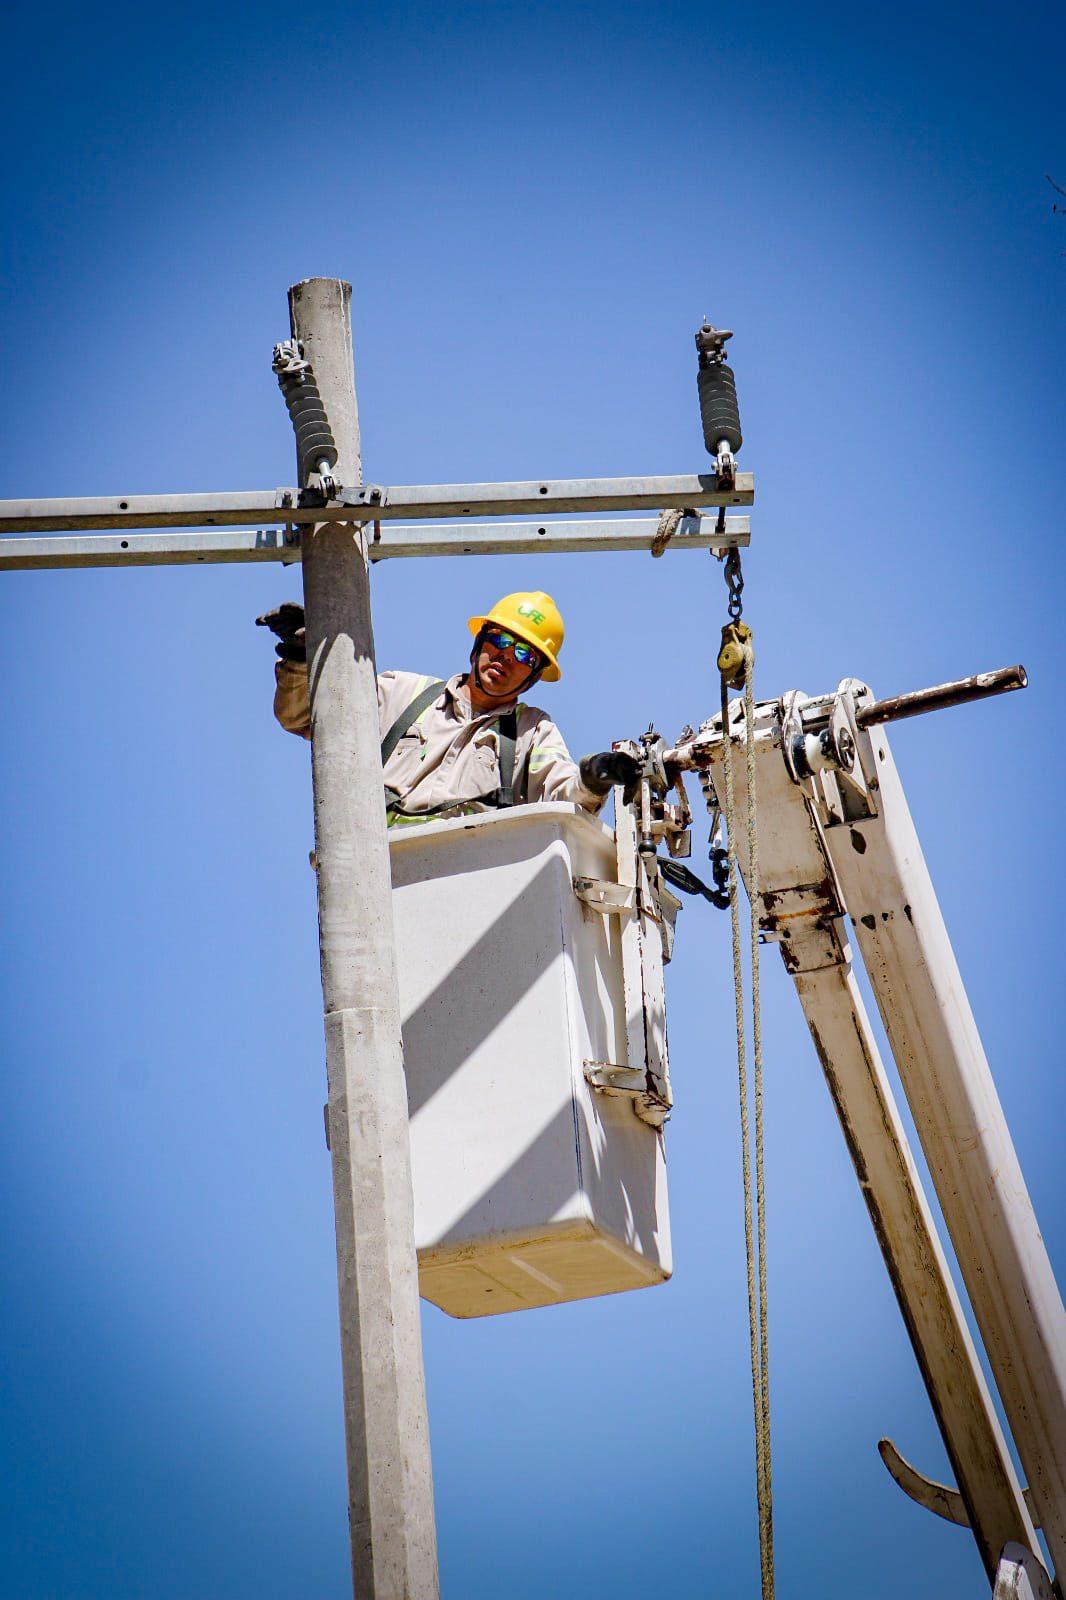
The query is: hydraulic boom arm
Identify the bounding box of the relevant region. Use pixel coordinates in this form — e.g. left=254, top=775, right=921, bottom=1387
left=659, top=674, right=1065, bottom=1595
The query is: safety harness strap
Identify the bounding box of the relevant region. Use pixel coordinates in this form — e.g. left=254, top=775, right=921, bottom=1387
left=496, top=710, right=518, bottom=806
left=381, top=686, right=521, bottom=820
left=380, top=680, right=448, bottom=766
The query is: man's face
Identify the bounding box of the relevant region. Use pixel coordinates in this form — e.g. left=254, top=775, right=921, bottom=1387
left=474, top=628, right=543, bottom=698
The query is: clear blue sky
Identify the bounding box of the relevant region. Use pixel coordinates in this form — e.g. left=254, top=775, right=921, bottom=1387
left=2, top=2, right=1062, bottom=1596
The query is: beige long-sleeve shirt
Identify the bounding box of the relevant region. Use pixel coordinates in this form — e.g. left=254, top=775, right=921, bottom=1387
left=273, top=660, right=604, bottom=822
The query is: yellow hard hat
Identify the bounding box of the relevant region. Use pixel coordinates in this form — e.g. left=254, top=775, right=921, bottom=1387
left=467, top=591, right=565, bottom=681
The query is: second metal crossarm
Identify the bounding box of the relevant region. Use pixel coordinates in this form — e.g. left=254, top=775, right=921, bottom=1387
left=0, top=471, right=753, bottom=535
left=0, top=514, right=750, bottom=571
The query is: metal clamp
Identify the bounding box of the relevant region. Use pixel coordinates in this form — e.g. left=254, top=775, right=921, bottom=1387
left=294, top=482, right=389, bottom=512
left=583, top=1061, right=672, bottom=1129
left=336, top=483, right=388, bottom=510
left=573, top=876, right=636, bottom=914
left=584, top=1061, right=647, bottom=1094
left=715, top=444, right=737, bottom=491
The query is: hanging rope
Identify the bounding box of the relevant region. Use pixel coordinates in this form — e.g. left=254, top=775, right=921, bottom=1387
left=745, top=642, right=773, bottom=1600
left=717, top=558, right=774, bottom=1600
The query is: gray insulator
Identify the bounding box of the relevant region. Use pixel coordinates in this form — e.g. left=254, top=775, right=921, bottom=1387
left=697, top=361, right=743, bottom=455
left=275, top=366, right=339, bottom=480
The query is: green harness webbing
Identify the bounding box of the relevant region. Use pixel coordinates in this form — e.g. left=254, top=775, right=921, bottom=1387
left=380, top=681, right=521, bottom=821
left=495, top=712, right=518, bottom=807
left=380, top=679, right=448, bottom=766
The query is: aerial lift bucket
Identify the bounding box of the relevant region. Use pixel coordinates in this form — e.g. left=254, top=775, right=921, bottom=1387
left=389, top=802, right=676, bottom=1317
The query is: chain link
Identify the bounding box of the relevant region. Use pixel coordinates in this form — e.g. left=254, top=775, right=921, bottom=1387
left=724, top=547, right=745, bottom=620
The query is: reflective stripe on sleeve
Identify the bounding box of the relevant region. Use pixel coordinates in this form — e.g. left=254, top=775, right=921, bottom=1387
left=528, top=743, right=570, bottom=773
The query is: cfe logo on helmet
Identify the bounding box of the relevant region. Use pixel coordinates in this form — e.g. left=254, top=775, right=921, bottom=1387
left=467, top=591, right=565, bottom=682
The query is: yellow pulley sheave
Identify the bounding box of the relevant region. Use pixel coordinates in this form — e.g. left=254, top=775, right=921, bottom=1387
left=718, top=619, right=753, bottom=690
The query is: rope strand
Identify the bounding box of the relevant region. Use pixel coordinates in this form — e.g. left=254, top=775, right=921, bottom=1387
left=745, top=647, right=774, bottom=1596
left=720, top=646, right=774, bottom=1600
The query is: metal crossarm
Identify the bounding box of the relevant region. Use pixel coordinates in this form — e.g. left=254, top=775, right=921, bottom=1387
left=0, top=514, right=750, bottom=571
left=0, top=472, right=753, bottom=536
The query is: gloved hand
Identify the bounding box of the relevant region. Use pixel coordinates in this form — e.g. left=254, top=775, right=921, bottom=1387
left=579, top=749, right=642, bottom=801
left=256, top=601, right=306, bottom=662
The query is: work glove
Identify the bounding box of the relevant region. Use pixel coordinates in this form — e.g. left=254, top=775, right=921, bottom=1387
left=579, top=750, right=642, bottom=802
left=256, top=601, right=306, bottom=662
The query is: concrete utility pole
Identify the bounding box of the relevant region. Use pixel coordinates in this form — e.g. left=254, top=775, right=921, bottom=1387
left=291, top=278, right=439, bottom=1600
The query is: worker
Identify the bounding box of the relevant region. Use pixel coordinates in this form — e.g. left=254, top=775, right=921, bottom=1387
left=258, top=589, right=640, bottom=824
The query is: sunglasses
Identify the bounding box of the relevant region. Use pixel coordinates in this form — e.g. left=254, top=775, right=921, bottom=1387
left=482, top=628, right=544, bottom=668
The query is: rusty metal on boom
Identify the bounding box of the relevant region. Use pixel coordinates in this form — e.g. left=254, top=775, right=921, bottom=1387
left=855, top=665, right=1027, bottom=728
left=660, top=664, right=1029, bottom=776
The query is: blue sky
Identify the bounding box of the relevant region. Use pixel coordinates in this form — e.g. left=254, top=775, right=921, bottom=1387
left=2, top=2, right=1063, bottom=1596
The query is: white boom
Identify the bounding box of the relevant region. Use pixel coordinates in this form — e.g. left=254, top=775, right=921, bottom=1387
left=663, top=677, right=1066, bottom=1596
